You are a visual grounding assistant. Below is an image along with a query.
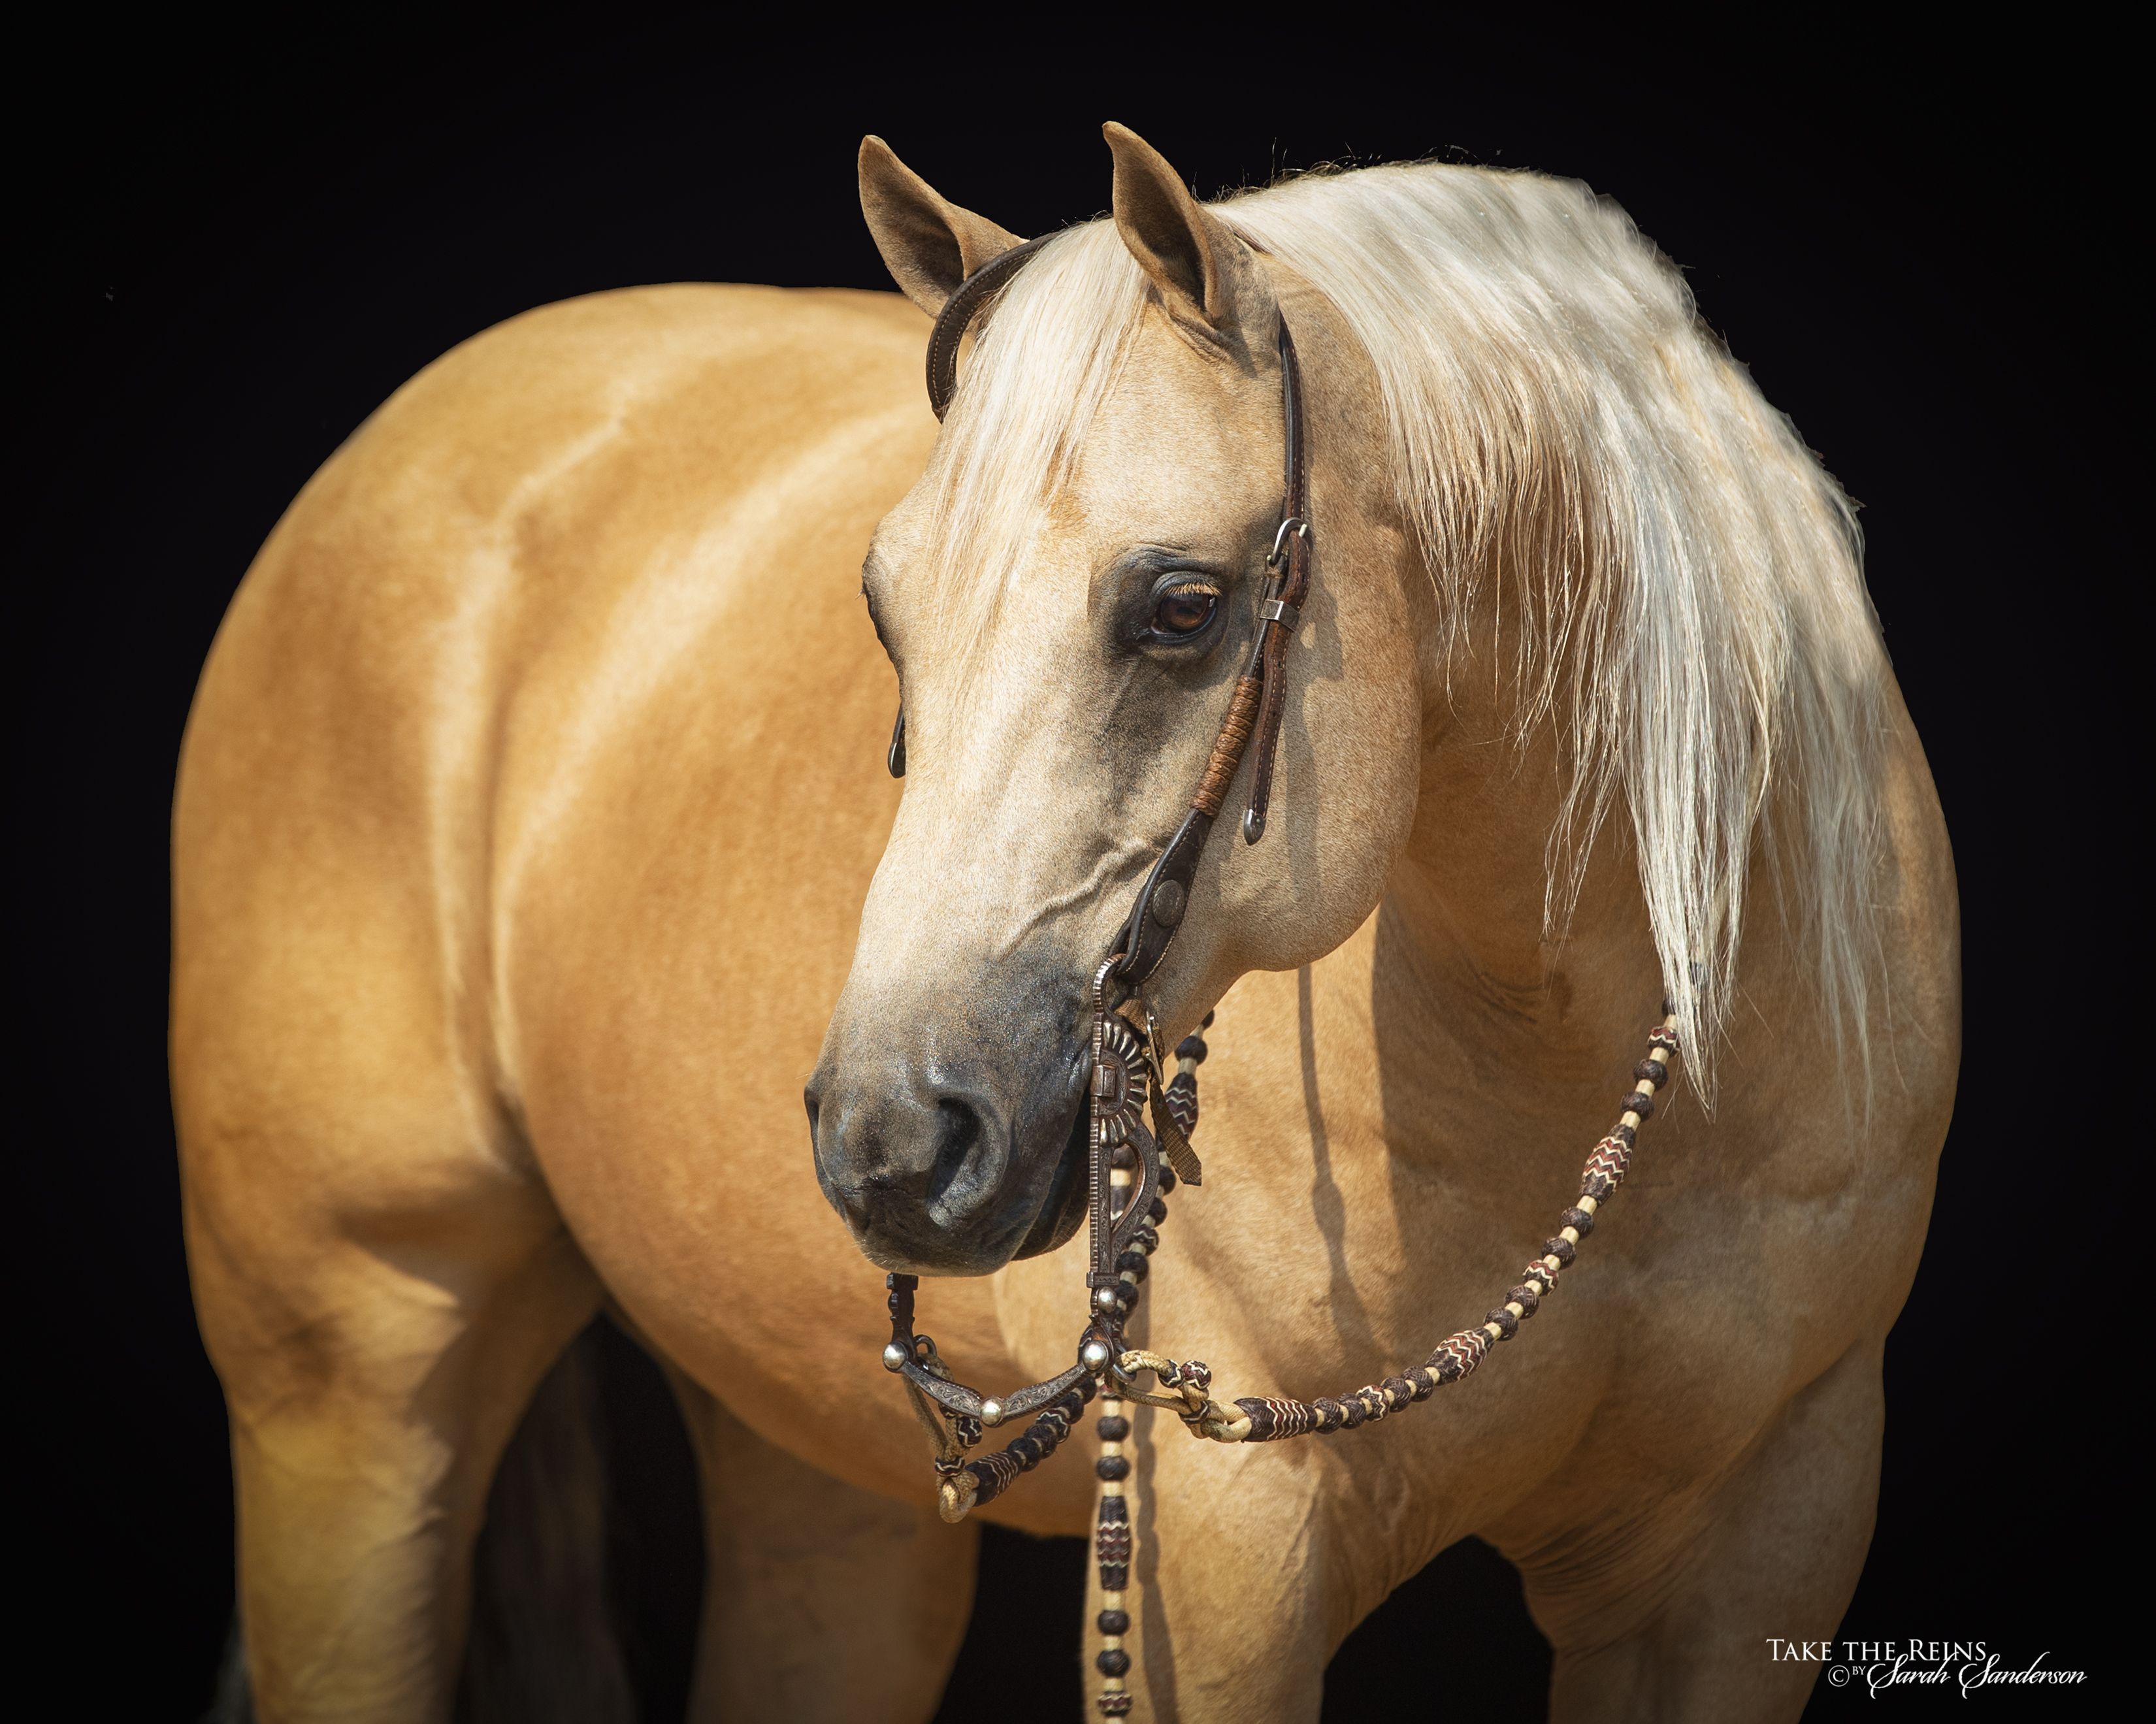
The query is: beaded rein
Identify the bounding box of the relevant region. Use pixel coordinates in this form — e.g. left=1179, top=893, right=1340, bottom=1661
left=882, top=973, right=1682, bottom=1716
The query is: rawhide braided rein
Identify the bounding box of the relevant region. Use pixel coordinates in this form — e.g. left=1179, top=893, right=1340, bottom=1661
left=1112, top=1013, right=1682, bottom=1443
left=881, top=1001, right=1681, bottom=1717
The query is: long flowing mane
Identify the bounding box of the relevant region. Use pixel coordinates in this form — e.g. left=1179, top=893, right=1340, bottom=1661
left=920, top=163, right=1889, bottom=1097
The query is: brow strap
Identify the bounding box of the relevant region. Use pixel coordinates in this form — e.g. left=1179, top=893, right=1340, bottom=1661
left=925, top=235, right=1053, bottom=420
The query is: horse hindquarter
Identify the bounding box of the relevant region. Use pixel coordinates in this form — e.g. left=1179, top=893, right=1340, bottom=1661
left=173, top=284, right=973, bottom=1720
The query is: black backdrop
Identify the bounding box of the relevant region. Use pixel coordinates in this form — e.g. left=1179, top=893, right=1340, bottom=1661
left=18, top=16, right=2128, bottom=1720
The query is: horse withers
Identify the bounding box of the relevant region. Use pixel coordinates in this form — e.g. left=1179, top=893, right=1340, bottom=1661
left=173, top=125, right=1959, bottom=1721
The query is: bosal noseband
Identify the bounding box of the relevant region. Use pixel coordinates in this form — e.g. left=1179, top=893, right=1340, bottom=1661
left=878, top=240, right=1682, bottom=1717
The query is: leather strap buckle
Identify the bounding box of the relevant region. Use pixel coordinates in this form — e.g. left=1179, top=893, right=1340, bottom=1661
left=1259, top=598, right=1300, bottom=631
left=1264, top=516, right=1310, bottom=568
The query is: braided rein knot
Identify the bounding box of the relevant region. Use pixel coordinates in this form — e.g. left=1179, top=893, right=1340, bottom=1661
left=1114, top=1350, right=1254, bottom=1444
left=936, top=1469, right=981, bottom=1524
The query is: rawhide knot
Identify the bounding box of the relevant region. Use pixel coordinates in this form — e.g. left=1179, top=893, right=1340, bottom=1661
left=1163, top=1069, right=1199, bottom=1136
left=936, top=1470, right=981, bottom=1524
left=1161, top=1358, right=1211, bottom=1392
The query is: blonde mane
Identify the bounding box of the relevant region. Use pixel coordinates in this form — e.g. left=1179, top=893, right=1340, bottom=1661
left=921, top=162, right=1889, bottom=1098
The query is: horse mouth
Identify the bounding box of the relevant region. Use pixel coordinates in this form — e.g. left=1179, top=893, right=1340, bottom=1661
left=1012, top=1090, right=1089, bottom=1260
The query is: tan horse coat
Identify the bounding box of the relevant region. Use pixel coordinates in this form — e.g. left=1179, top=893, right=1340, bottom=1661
left=175, top=131, right=1958, bottom=1722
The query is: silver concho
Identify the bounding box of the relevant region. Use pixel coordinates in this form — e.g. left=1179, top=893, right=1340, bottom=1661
left=1092, top=1014, right=1152, bottom=1145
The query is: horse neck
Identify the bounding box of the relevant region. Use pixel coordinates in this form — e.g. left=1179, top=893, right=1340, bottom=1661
left=1367, top=585, right=1669, bottom=1164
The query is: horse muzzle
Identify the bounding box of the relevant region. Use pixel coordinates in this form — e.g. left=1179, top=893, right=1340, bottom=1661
left=806, top=1026, right=1089, bottom=1277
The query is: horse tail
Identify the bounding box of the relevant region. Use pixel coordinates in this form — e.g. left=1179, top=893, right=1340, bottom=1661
left=203, top=1618, right=252, bottom=1723
left=201, top=1322, right=636, bottom=1724
left=459, top=1320, right=636, bottom=1723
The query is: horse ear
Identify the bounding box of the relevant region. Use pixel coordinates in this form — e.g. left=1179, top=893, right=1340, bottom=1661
left=1103, top=123, right=1260, bottom=342
left=858, top=137, right=1027, bottom=316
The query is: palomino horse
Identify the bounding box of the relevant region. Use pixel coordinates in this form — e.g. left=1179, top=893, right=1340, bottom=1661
left=174, top=125, right=1959, bottom=1721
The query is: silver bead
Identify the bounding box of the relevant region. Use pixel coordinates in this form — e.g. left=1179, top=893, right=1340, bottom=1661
left=881, top=1342, right=909, bottom=1373
left=1095, top=1284, right=1122, bottom=1310
left=979, top=1398, right=1004, bottom=1427
left=1080, top=1337, right=1113, bottom=1372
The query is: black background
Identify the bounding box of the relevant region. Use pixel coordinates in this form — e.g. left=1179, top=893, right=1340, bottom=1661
left=17, top=14, right=2127, bottom=1720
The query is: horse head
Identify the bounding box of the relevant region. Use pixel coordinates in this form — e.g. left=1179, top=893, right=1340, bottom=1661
left=806, top=127, right=1428, bottom=1275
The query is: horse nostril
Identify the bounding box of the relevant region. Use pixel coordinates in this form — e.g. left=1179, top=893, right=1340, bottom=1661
left=803, top=1082, right=823, bottom=1141
left=928, top=1096, right=984, bottom=1207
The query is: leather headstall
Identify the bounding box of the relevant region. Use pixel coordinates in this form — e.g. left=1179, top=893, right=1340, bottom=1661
left=922, top=237, right=1315, bottom=995
left=925, top=235, right=1054, bottom=421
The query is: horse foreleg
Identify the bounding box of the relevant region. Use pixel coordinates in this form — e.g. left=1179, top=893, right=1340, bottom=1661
left=191, top=1194, right=600, bottom=1723
left=1094, top=1416, right=1337, bottom=1723
left=664, top=1369, right=979, bottom=1723
left=1513, top=1338, right=1885, bottom=1724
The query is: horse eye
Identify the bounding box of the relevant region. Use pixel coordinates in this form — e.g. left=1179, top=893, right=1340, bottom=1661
left=1151, top=585, right=1218, bottom=638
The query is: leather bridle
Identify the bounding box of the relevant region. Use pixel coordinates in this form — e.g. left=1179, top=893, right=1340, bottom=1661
left=877, top=236, right=1315, bottom=1471
left=866, top=235, right=1683, bottom=1717
left=900, top=235, right=1315, bottom=995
